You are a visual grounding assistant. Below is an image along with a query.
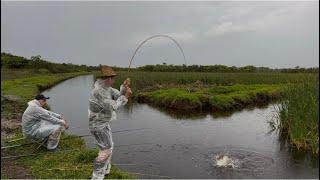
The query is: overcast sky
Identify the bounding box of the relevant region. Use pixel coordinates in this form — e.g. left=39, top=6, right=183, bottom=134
left=1, top=1, right=319, bottom=68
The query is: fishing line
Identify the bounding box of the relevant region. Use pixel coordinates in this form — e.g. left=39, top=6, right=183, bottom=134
left=127, top=172, right=174, bottom=179
left=44, top=164, right=174, bottom=179
left=2, top=128, right=152, bottom=149
left=1, top=142, right=155, bottom=160
left=45, top=163, right=142, bottom=170
left=4, top=137, right=25, bottom=143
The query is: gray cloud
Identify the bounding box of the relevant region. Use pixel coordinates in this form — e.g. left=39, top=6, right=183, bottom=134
left=1, top=1, right=318, bottom=68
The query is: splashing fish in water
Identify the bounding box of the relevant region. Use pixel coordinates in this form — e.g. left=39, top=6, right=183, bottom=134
left=214, top=155, right=240, bottom=168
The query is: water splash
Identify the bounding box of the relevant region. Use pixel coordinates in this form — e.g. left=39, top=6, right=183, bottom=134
left=214, top=154, right=241, bottom=168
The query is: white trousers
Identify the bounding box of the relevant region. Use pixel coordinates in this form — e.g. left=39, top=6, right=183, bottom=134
left=90, top=124, right=114, bottom=180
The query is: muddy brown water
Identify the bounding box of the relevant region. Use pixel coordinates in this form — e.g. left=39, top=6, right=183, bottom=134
left=42, top=75, right=319, bottom=179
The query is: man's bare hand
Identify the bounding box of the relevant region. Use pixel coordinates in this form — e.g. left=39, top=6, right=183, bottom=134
left=62, top=120, right=69, bottom=129
left=125, top=88, right=132, bottom=99
left=123, top=78, right=131, bottom=88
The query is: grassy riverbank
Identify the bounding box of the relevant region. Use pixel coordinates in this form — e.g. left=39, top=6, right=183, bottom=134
left=1, top=70, right=132, bottom=179
left=109, top=71, right=312, bottom=112
left=275, top=77, right=319, bottom=155
left=136, top=84, right=283, bottom=111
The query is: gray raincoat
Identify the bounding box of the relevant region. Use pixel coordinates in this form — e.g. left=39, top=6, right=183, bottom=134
left=22, top=100, right=65, bottom=140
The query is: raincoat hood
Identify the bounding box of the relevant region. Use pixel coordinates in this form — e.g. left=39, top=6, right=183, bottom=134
left=27, top=99, right=41, bottom=107
left=94, top=79, right=111, bottom=89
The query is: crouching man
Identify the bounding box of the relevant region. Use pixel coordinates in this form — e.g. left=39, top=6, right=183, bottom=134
left=89, top=66, right=132, bottom=180
left=22, top=94, right=69, bottom=150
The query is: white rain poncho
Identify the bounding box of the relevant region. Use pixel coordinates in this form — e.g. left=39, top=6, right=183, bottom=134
left=22, top=100, right=65, bottom=140
left=88, top=79, right=128, bottom=180
left=88, top=79, right=128, bottom=130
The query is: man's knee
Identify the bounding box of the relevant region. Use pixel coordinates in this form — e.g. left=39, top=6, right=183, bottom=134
left=49, top=127, right=62, bottom=139
left=96, top=149, right=112, bottom=162
left=46, top=127, right=63, bottom=150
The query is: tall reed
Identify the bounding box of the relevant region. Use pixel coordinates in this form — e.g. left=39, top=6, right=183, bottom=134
left=276, top=75, right=319, bottom=154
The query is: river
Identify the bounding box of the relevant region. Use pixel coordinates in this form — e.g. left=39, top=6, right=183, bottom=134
left=42, top=75, right=319, bottom=179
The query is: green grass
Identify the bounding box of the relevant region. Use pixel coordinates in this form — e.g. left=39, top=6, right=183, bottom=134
left=1, top=68, right=52, bottom=80
left=3, top=132, right=133, bottom=179
left=1, top=72, right=89, bottom=101
left=275, top=77, right=319, bottom=154
left=137, top=84, right=284, bottom=111
left=148, top=88, right=203, bottom=103
left=112, top=71, right=317, bottom=91
left=209, top=95, right=235, bottom=110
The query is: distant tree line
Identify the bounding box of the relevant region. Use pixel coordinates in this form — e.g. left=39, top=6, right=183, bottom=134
left=135, top=64, right=319, bottom=73
left=1, top=52, right=98, bottom=73
left=2, top=52, right=318, bottom=73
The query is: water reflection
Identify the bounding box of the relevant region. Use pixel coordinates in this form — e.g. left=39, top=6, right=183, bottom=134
left=126, top=101, right=273, bottom=120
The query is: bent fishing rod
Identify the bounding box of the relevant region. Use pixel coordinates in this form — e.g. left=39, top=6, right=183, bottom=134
left=126, top=34, right=187, bottom=78
left=2, top=128, right=152, bottom=149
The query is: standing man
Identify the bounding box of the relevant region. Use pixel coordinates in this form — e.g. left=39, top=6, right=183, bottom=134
left=88, top=65, right=132, bottom=179
left=22, top=94, right=69, bottom=150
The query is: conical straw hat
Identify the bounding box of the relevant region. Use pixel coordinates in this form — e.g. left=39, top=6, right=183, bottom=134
left=100, top=65, right=117, bottom=77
